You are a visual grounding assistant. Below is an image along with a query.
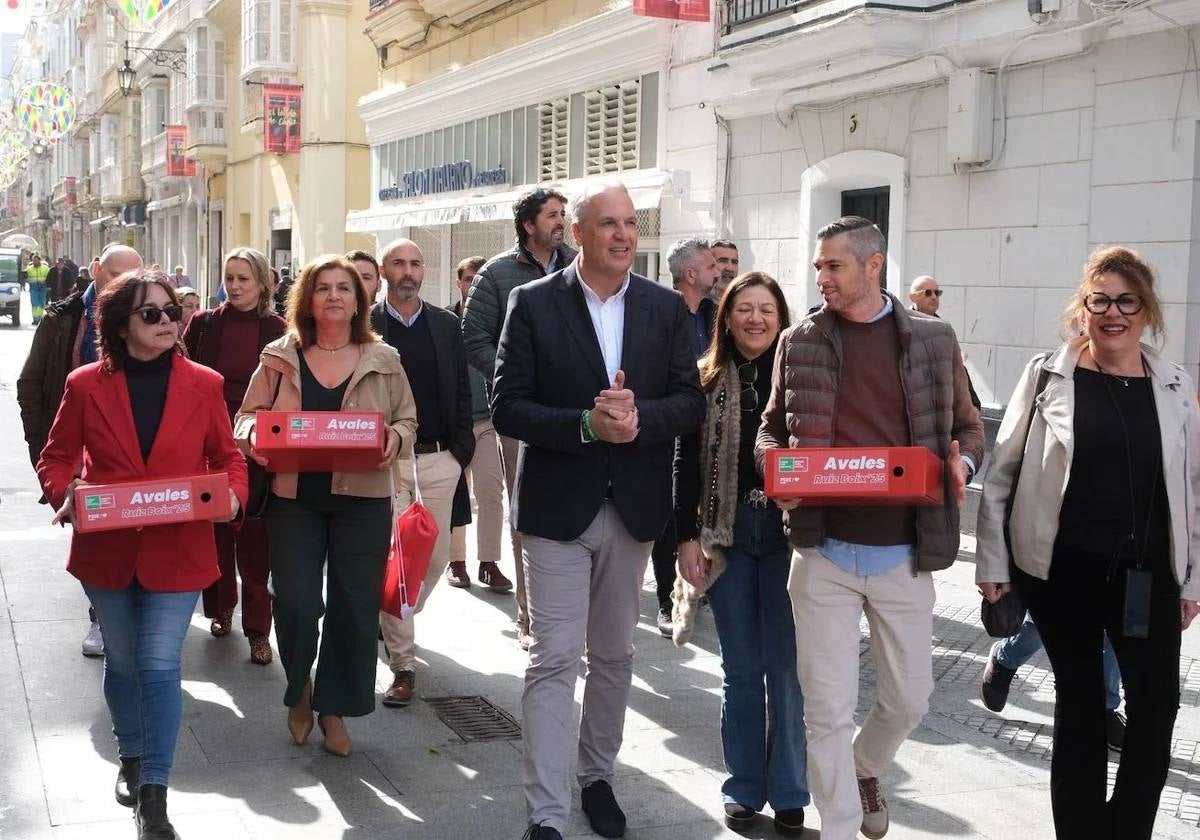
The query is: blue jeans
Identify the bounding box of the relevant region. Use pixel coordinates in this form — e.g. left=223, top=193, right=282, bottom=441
left=996, top=612, right=1121, bottom=711
left=705, top=501, right=810, bottom=811
left=83, top=581, right=199, bottom=787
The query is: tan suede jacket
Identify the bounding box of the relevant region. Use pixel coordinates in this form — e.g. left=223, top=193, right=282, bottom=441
left=233, top=333, right=417, bottom=499
left=977, top=339, right=1200, bottom=601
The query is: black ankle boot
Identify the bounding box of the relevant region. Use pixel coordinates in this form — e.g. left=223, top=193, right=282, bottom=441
left=114, top=757, right=140, bottom=807
left=135, top=784, right=179, bottom=840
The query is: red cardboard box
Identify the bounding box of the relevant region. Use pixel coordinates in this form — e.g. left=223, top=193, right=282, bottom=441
left=764, top=446, right=944, bottom=506
left=255, top=411, right=386, bottom=472
left=75, top=473, right=232, bottom=533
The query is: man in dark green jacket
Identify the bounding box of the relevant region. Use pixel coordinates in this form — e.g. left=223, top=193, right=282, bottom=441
left=461, top=187, right=577, bottom=649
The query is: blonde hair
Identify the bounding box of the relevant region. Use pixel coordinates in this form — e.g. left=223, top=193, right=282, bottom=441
left=1061, top=246, right=1164, bottom=339
left=223, top=247, right=274, bottom=316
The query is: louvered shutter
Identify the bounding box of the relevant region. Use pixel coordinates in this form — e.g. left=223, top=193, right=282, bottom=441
left=538, top=98, right=569, bottom=182
left=584, top=81, right=639, bottom=176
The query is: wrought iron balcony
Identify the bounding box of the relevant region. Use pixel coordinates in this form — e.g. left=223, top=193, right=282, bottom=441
left=724, top=0, right=811, bottom=30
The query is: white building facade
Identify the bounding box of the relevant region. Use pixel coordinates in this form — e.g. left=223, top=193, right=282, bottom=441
left=663, top=0, right=1200, bottom=402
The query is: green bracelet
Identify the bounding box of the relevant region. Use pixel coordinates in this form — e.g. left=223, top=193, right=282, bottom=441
left=582, top=409, right=597, bottom=443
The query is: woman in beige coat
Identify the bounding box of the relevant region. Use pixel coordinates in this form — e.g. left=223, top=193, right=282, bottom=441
left=977, top=246, right=1200, bottom=840
left=235, top=254, right=416, bottom=758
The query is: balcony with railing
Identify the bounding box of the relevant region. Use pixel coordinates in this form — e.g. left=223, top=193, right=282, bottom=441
left=365, top=0, right=431, bottom=50
left=723, top=0, right=811, bottom=30
left=140, top=132, right=168, bottom=179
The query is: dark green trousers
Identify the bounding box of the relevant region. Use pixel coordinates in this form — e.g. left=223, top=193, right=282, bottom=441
left=265, top=494, right=390, bottom=717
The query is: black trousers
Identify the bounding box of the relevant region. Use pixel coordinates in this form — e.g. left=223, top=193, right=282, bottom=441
left=265, top=493, right=391, bottom=717
left=651, top=516, right=677, bottom=611
left=1017, top=542, right=1181, bottom=840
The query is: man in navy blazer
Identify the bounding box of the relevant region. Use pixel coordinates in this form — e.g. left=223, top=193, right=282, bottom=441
left=492, top=181, right=705, bottom=840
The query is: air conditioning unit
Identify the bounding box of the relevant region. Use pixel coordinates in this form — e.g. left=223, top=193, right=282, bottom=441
left=946, top=69, right=995, bottom=165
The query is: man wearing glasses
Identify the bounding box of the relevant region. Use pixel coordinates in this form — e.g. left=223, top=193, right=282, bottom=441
left=907, top=275, right=943, bottom=317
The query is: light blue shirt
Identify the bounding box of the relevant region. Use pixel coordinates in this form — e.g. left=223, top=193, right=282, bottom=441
left=384, top=298, right=423, bottom=327
left=820, top=294, right=973, bottom=576
left=578, top=270, right=629, bottom=385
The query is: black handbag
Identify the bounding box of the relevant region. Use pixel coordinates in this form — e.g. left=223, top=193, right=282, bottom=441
left=981, top=363, right=1049, bottom=639
left=244, top=369, right=282, bottom=520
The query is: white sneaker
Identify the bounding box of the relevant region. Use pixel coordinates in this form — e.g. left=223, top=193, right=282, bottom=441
left=82, top=620, right=104, bottom=657
left=858, top=776, right=889, bottom=839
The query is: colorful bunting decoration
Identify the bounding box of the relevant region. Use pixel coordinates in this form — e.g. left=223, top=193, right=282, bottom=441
left=144, top=0, right=173, bottom=22
left=17, top=82, right=76, bottom=141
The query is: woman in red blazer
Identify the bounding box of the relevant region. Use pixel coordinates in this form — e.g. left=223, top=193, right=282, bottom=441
left=37, top=269, right=248, bottom=840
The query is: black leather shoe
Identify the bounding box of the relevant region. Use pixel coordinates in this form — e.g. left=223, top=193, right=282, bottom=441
left=581, top=780, right=626, bottom=838
left=773, top=807, right=806, bottom=837
left=114, top=756, right=140, bottom=807
left=723, top=802, right=757, bottom=832
left=520, top=824, right=564, bottom=840
left=135, top=784, right=179, bottom=839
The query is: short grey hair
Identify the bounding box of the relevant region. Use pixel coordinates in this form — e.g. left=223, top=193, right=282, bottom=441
left=816, top=216, right=886, bottom=265
left=573, top=179, right=631, bottom=228
left=666, top=238, right=711, bottom=286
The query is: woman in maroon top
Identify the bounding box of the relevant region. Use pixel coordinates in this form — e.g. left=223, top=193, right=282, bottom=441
left=182, top=247, right=286, bottom=664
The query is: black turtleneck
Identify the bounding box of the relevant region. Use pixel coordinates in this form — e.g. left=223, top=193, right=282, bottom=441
left=124, top=351, right=174, bottom=462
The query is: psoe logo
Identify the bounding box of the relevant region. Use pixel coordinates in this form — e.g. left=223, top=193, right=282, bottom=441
left=83, top=493, right=116, bottom=510
left=290, top=417, right=315, bottom=431
left=777, top=456, right=810, bottom=473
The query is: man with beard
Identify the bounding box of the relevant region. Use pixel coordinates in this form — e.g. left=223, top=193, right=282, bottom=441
left=709, top=239, right=740, bottom=303
left=371, top=239, right=474, bottom=708
left=755, top=217, right=983, bottom=840
left=462, top=188, right=577, bottom=650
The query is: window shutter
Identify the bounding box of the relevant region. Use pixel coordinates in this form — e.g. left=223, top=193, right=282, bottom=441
left=538, top=97, right=568, bottom=182
left=584, top=80, right=639, bottom=176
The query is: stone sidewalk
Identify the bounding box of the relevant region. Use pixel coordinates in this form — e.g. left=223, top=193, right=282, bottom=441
left=3, top=372, right=1200, bottom=838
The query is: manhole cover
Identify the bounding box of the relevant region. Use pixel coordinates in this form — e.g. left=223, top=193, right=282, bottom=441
left=425, top=695, right=522, bottom=742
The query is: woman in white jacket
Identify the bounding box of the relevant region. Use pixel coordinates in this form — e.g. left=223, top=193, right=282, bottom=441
left=977, top=246, right=1200, bottom=840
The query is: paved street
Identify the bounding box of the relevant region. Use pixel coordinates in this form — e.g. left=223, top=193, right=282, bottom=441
left=2, top=322, right=1200, bottom=839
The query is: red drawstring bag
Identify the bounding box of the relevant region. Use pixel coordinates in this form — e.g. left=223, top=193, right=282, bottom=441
left=380, top=462, right=438, bottom=619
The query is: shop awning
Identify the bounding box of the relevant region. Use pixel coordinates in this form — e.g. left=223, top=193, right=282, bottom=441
left=346, top=169, right=670, bottom=234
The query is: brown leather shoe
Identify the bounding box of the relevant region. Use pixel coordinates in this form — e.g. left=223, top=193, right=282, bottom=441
left=210, top=608, right=234, bottom=638
left=383, top=670, right=415, bottom=707
left=446, top=561, right=471, bottom=588
left=287, top=679, right=313, bottom=745
left=478, top=562, right=513, bottom=592
left=248, top=633, right=273, bottom=666
left=318, top=714, right=351, bottom=757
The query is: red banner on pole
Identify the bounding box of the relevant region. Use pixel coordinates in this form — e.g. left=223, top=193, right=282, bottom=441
left=65, top=176, right=77, bottom=206
left=165, top=125, right=196, bottom=176
left=263, top=84, right=302, bottom=154
left=633, top=0, right=709, bottom=21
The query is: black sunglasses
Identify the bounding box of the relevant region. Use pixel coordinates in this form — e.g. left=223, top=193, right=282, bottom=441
left=134, top=304, right=184, bottom=325
left=920, top=289, right=944, bottom=298
left=737, top=362, right=758, bottom=413
left=1084, top=292, right=1143, bottom=316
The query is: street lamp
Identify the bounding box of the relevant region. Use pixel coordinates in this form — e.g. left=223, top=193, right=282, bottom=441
left=117, top=40, right=187, bottom=97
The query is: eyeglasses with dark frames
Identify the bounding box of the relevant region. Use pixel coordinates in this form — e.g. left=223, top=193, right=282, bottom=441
left=1084, top=292, right=1143, bottom=316
left=737, top=362, right=759, bottom=413
left=133, top=304, right=184, bottom=325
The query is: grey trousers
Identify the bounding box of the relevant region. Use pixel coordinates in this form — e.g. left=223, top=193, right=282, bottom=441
left=498, top=434, right=528, bottom=633
left=521, top=502, right=652, bottom=832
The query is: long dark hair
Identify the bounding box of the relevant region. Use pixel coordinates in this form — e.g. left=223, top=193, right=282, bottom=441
left=699, top=271, right=790, bottom=391
left=98, top=269, right=183, bottom=371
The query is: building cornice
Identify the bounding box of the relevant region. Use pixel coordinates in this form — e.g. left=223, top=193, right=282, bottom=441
left=358, top=6, right=670, bottom=144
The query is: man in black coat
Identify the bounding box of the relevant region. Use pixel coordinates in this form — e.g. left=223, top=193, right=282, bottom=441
left=371, top=238, right=474, bottom=708
left=492, top=181, right=705, bottom=840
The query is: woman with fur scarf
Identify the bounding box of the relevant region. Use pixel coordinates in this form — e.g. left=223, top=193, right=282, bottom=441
left=673, top=271, right=809, bottom=836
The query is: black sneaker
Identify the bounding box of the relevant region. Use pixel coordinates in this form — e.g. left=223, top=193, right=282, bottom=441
left=773, top=807, right=805, bottom=837
left=520, top=824, right=563, bottom=840
left=581, top=780, right=626, bottom=838
left=981, top=640, right=1018, bottom=713
left=724, top=802, right=757, bottom=832
left=1106, top=710, right=1126, bottom=752
left=656, top=606, right=673, bottom=638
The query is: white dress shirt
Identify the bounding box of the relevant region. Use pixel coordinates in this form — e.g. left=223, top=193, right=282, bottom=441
left=578, top=270, right=630, bottom=385
left=384, top=298, right=423, bottom=327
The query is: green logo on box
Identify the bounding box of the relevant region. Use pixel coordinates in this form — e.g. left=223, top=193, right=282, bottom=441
left=84, top=495, right=101, bottom=510
left=778, top=457, right=794, bottom=473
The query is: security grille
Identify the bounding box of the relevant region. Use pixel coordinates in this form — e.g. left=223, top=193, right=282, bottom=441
left=584, top=82, right=639, bottom=176
left=425, top=695, right=522, bottom=742
left=538, top=98, right=569, bottom=182
left=450, top=221, right=512, bottom=271
left=409, top=226, right=449, bottom=305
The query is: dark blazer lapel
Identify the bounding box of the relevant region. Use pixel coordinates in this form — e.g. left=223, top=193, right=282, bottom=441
left=146, top=355, right=203, bottom=471
left=555, top=265, right=609, bottom=389
left=426, top=304, right=456, bottom=432
left=91, top=368, right=145, bottom=474
left=619, top=276, right=650, bottom=386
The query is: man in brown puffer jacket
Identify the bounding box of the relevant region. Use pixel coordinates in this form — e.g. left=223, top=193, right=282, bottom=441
left=756, top=216, right=983, bottom=840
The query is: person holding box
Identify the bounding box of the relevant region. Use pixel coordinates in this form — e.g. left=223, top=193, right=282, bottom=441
left=37, top=268, right=249, bottom=840
left=235, top=254, right=417, bottom=759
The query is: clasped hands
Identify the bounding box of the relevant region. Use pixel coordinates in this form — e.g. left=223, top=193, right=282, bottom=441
left=590, top=370, right=639, bottom=444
